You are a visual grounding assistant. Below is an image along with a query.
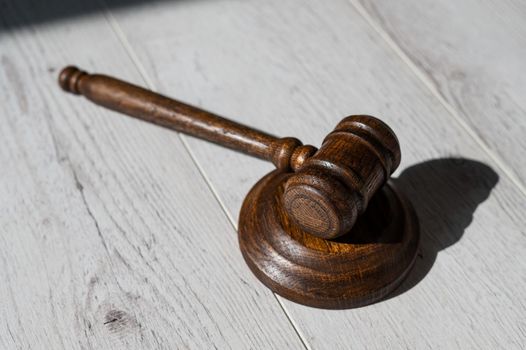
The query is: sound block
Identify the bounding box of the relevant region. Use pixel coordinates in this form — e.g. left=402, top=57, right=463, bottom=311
left=238, top=170, right=419, bottom=309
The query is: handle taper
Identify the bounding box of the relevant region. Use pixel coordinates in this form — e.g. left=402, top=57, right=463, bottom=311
left=59, top=66, right=315, bottom=170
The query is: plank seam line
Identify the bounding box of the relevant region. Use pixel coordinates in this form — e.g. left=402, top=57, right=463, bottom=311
left=346, top=0, right=526, bottom=199
left=97, top=2, right=311, bottom=349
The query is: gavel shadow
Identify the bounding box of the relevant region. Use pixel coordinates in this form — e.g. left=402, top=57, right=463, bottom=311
left=384, top=157, right=499, bottom=300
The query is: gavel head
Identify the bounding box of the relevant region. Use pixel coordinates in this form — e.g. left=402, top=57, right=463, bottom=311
left=282, top=115, right=401, bottom=239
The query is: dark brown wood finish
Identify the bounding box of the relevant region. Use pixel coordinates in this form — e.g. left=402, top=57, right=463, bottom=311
left=283, top=116, right=400, bottom=239
left=59, top=66, right=314, bottom=171
left=59, top=66, right=419, bottom=309
left=239, top=171, right=419, bottom=309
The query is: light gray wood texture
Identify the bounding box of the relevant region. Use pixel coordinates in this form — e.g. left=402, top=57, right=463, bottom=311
left=356, top=0, right=526, bottom=192
left=0, top=1, right=305, bottom=349
left=1, top=0, right=525, bottom=349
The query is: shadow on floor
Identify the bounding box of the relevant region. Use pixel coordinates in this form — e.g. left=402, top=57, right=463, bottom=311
left=0, top=0, right=181, bottom=33
left=386, top=157, right=499, bottom=300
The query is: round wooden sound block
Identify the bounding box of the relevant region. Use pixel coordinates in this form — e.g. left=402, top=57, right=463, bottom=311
left=238, top=170, right=419, bottom=309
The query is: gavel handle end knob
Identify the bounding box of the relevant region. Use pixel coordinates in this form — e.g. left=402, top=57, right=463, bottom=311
left=59, top=66, right=87, bottom=94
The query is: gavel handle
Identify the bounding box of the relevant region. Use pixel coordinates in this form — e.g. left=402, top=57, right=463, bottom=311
left=59, top=66, right=306, bottom=169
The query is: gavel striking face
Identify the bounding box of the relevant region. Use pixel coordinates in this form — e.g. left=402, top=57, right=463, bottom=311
left=283, top=116, right=401, bottom=239
left=59, top=66, right=419, bottom=309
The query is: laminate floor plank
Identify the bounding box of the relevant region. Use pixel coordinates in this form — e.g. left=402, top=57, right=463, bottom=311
left=355, top=0, right=526, bottom=191
left=108, top=0, right=526, bottom=349
left=0, top=1, right=306, bottom=348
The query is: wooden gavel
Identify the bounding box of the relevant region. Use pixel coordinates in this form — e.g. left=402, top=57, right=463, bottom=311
left=59, top=66, right=419, bottom=309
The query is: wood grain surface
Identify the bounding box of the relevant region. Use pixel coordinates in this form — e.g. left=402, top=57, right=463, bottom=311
left=239, top=171, right=419, bottom=309
left=56, top=68, right=420, bottom=308
left=356, top=0, right=526, bottom=192
left=1, top=0, right=525, bottom=349
left=0, top=1, right=305, bottom=349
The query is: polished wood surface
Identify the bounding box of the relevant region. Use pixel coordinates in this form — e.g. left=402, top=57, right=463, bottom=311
left=283, top=115, right=400, bottom=238
left=239, top=171, right=418, bottom=309
left=59, top=66, right=310, bottom=170
left=59, top=67, right=400, bottom=240
left=58, top=66, right=416, bottom=308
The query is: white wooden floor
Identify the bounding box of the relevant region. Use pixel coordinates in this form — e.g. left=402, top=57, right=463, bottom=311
left=1, top=0, right=525, bottom=349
